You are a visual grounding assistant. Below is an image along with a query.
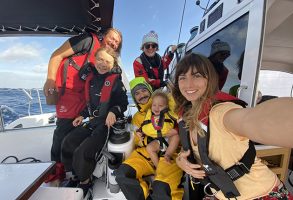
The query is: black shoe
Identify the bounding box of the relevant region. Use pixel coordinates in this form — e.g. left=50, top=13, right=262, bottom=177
left=60, top=178, right=79, bottom=187
left=77, top=181, right=93, bottom=198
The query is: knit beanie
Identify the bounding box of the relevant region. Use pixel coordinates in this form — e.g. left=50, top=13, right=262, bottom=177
left=141, top=30, right=159, bottom=49
left=131, top=84, right=149, bottom=97
left=210, top=39, right=231, bottom=56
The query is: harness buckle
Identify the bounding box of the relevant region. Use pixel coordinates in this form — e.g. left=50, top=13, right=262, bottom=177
left=226, top=161, right=250, bottom=181
left=93, top=109, right=100, bottom=117
left=189, top=175, right=200, bottom=190
left=236, top=162, right=250, bottom=173
left=204, top=183, right=218, bottom=197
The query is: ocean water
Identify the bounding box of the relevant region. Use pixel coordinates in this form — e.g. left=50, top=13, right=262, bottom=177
left=0, top=88, right=133, bottom=126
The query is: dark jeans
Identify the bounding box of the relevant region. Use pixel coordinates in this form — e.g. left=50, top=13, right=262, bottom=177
left=51, top=118, right=75, bottom=162
left=61, top=122, right=108, bottom=182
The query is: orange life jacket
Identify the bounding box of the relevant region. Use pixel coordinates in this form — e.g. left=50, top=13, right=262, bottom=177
left=55, top=33, right=100, bottom=118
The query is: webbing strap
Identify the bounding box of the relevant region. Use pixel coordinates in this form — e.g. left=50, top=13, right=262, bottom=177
left=225, top=140, right=256, bottom=181
left=85, top=74, right=119, bottom=117
left=67, top=34, right=96, bottom=72
left=60, top=33, right=98, bottom=95
left=198, top=126, right=240, bottom=198
left=68, top=57, right=81, bottom=70
left=61, top=59, right=70, bottom=95
left=156, top=109, right=166, bottom=149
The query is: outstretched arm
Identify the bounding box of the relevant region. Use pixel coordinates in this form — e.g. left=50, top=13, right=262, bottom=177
left=224, top=97, right=293, bottom=148
left=43, top=40, right=75, bottom=96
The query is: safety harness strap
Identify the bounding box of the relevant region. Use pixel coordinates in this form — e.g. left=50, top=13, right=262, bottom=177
left=85, top=73, right=119, bottom=118
left=61, top=59, right=70, bottom=95
left=198, top=122, right=241, bottom=198
left=60, top=33, right=98, bottom=95
left=225, top=140, right=255, bottom=181
left=179, top=99, right=256, bottom=198
left=140, top=118, right=173, bottom=127
left=68, top=57, right=82, bottom=70
left=141, top=108, right=175, bottom=150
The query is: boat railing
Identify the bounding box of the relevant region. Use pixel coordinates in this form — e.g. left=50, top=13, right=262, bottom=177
left=0, top=88, right=47, bottom=132
left=22, top=88, right=43, bottom=116
left=0, top=106, right=4, bottom=132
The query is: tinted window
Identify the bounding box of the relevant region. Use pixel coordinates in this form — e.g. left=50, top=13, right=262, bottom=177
left=190, top=13, right=249, bottom=94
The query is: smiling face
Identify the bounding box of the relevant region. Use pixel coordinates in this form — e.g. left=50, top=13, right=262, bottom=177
left=151, top=95, right=168, bottom=116
left=95, top=50, right=115, bottom=74
left=178, top=68, right=208, bottom=102
left=102, top=29, right=122, bottom=52
left=172, top=54, right=218, bottom=107
left=134, top=88, right=151, bottom=105
left=143, top=42, right=158, bottom=57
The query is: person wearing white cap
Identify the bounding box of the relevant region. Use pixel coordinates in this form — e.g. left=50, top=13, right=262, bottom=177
left=133, top=30, right=177, bottom=90
left=209, top=39, right=231, bottom=90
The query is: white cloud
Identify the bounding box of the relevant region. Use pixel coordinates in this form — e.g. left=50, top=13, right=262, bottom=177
left=0, top=37, right=19, bottom=43
left=0, top=71, right=46, bottom=89
left=0, top=43, right=42, bottom=62
left=32, top=63, right=48, bottom=74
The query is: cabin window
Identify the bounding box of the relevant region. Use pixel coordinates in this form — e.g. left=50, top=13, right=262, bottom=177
left=190, top=13, right=249, bottom=95
left=207, top=3, right=223, bottom=28
left=200, top=19, right=206, bottom=33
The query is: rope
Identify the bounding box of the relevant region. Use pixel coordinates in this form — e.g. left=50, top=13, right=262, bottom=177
left=111, top=118, right=128, bottom=135
left=177, top=0, right=187, bottom=45
left=1, top=155, right=41, bottom=163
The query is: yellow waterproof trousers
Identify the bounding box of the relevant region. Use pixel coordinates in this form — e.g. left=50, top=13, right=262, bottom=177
left=115, top=147, right=183, bottom=200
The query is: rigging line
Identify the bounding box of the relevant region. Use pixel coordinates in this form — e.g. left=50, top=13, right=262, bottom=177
left=203, top=0, right=211, bottom=16
left=177, top=0, right=187, bottom=45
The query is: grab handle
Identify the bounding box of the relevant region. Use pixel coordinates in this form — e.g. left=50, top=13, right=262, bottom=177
left=236, top=85, right=248, bottom=98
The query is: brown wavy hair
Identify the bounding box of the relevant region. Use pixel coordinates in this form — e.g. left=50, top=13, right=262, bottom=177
left=171, top=53, right=218, bottom=135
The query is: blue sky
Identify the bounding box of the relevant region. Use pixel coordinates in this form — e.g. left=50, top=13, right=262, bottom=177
left=0, top=0, right=207, bottom=88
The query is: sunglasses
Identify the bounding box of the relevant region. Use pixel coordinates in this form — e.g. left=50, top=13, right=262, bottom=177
left=219, top=51, right=230, bottom=57
left=144, top=43, right=158, bottom=49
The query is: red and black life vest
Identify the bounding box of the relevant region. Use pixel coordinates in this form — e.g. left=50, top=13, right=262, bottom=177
left=84, top=72, right=119, bottom=118
left=179, top=92, right=256, bottom=198
left=140, top=53, right=164, bottom=82
left=55, top=33, right=100, bottom=118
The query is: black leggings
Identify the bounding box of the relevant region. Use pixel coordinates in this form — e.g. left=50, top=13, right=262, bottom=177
left=61, top=122, right=108, bottom=181
left=51, top=118, right=75, bottom=162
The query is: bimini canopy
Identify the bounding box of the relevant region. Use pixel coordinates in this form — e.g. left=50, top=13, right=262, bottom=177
left=0, top=0, right=114, bottom=36
left=262, top=0, right=293, bottom=74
